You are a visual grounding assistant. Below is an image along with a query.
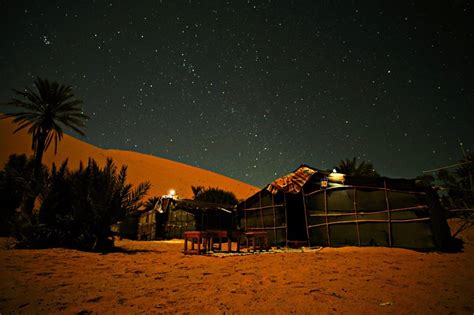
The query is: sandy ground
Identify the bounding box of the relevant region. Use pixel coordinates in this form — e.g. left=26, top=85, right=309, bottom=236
left=0, top=118, right=259, bottom=200
left=0, top=220, right=473, bottom=315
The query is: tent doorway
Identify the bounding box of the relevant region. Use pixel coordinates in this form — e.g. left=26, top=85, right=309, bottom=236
left=285, top=193, right=308, bottom=245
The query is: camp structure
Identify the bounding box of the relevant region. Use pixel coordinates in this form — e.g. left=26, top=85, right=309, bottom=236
left=137, top=197, right=235, bottom=240
left=115, top=213, right=140, bottom=240
left=238, top=165, right=451, bottom=251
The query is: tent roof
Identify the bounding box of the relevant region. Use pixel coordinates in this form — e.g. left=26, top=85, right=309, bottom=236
left=267, top=165, right=320, bottom=194
left=242, top=164, right=424, bottom=205
left=173, top=198, right=235, bottom=211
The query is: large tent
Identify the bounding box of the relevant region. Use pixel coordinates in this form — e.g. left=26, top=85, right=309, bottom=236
left=238, top=165, right=451, bottom=250
left=137, top=198, right=235, bottom=240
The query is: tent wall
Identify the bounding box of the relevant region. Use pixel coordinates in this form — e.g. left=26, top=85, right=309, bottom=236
left=138, top=210, right=157, bottom=240
left=304, top=183, right=441, bottom=250
left=239, top=166, right=451, bottom=251
left=239, top=190, right=287, bottom=245
left=165, top=207, right=234, bottom=239
left=118, top=215, right=139, bottom=240
left=165, top=209, right=196, bottom=238
left=195, top=210, right=233, bottom=231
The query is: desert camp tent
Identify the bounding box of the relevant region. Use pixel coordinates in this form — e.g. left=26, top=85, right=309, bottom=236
left=137, top=197, right=235, bottom=240
left=116, top=213, right=140, bottom=240
left=238, top=165, right=451, bottom=250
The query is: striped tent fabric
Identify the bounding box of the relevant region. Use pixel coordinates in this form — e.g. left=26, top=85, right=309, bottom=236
left=266, top=166, right=317, bottom=194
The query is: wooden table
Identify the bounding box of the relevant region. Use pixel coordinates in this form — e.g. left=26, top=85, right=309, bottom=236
left=206, top=230, right=231, bottom=252
left=183, top=231, right=209, bottom=255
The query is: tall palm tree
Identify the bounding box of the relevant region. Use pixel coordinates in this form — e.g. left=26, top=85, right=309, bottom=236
left=337, top=157, right=380, bottom=177
left=1, top=77, right=89, bottom=213
left=2, top=77, right=89, bottom=173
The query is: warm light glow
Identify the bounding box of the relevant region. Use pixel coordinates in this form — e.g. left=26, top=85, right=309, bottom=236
left=329, top=172, right=345, bottom=184
left=169, top=189, right=176, bottom=196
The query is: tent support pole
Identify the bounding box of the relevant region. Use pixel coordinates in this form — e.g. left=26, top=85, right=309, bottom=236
left=284, top=193, right=289, bottom=247
left=244, top=199, right=248, bottom=231
left=302, top=189, right=311, bottom=247
left=272, top=194, right=277, bottom=245
left=384, top=180, right=392, bottom=247
left=324, top=189, right=331, bottom=246
left=259, top=191, right=265, bottom=229
left=354, top=187, right=361, bottom=246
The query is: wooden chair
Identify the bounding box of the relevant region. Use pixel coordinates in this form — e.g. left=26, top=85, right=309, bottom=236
left=206, top=230, right=232, bottom=252
left=234, top=231, right=270, bottom=252
left=244, top=231, right=270, bottom=252
left=183, top=231, right=209, bottom=255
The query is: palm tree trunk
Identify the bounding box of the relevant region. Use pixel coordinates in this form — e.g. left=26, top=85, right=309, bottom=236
left=33, top=139, right=45, bottom=180
left=24, top=133, right=46, bottom=215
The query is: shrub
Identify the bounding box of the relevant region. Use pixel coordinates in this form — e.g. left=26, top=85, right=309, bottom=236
left=14, top=158, right=150, bottom=250
left=0, top=154, right=47, bottom=236
left=191, top=186, right=238, bottom=205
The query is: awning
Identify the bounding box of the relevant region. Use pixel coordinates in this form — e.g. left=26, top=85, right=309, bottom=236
left=266, top=166, right=317, bottom=194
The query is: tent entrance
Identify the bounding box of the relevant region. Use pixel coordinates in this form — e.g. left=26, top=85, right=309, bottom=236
left=285, top=193, right=308, bottom=245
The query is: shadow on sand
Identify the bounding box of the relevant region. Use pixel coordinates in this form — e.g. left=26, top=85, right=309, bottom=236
left=98, top=246, right=164, bottom=255
left=444, top=236, right=464, bottom=253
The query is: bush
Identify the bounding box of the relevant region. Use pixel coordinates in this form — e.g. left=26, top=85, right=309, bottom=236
left=191, top=186, right=238, bottom=205
left=12, top=158, right=150, bottom=250
left=0, top=154, right=45, bottom=236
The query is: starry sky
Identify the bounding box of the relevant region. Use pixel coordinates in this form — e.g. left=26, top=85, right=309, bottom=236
left=1, top=1, right=473, bottom=187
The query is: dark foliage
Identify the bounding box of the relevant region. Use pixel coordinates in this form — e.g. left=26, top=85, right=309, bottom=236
left=191, top=185, right=238, bottom=205
left=0, top=154, right=48, bottom=236
left=336, top=157, right=380, bottom=177
left=417, top=153, right=473, bottom=238
left=1, top=77, right=89, bottom=215
left=143, top=196, right=161, bottom=211
left=1, top=77, right=89, bottom=157
left=13, top=158, right=150, bottom=250
left=454, top=154, right=474, bottom=194
left=434, top=158, right=473, bottom=211
left=415, top=174, right=435, bottom=187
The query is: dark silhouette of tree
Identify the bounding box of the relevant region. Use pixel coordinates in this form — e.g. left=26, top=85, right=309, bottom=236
left=447, top=158, right=473, bottom=237
left=17, top=158, right=150, bottom=250
left=336, top=157, right=380, bottom=177
left=416, top=174, right=435, bottom=187
left=435, top=159, right=474, bottom=210
left=191, top=185, right=238, bottom=205
left=418, top=153, right=473, bottom=238
left=191, top=185, right=204, bottom=197
left=143, top=196, right=161, bottom=211
left=1, top=78, right=89, bottom=214
left=0, top=154, right=37, bottom=235
left=455, top=154, right=473, bottom=193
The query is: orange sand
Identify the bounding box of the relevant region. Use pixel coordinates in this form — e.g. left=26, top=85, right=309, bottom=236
left=0, top=118, right=259, bottom=200
left=0, top=220, right=473, bottom=314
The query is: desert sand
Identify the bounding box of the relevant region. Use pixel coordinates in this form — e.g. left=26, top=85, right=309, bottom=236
left=0, top=219, right=472, bottom=314
left=0, top=118, right=259, bottom=200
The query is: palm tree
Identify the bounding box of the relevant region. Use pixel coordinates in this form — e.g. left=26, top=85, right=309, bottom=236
left=336, top=157, right=380, bottom=177
left=191, top=185, right=238, bottom=205
left=144, top=196, right=161, bottom=211
left=1, top=77, right=89, bottom=213
left=35, top=158, right=150, bottom=250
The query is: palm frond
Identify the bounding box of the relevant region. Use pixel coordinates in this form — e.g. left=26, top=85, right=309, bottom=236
left=4, top=77, right=89, bottom=163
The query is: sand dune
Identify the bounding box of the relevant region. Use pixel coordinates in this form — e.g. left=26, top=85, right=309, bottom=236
left=0, top=118, right=259, bottom=200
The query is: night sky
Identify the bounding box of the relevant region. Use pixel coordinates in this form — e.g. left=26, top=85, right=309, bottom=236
left=1, top=1, right=473, bottom=187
